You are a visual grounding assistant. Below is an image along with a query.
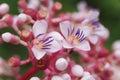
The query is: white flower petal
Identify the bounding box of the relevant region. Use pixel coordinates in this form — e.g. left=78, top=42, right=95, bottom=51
left=79, top=25, right=92, bottom=37
left=94, top=24, right=109, bottom=39
left=62, top=39, right=73, bottom=49
left=59, top=21, right=71, bottom=38
left=77, top=1, right=87, bottom=11
left=48, top=31, right=64, bottom=41
left=46, top=39, right=62, bottom=53
left=75, top=40, right=90, bottom=51
left=87, top=10, right=99, bottom=20
left=32, top=46, right=46, bottom=60
left=32, top=20, right=48, bottom=37
left=112, top=40, right=120, bottom=50
left=88, top=35, right=99, bottom=44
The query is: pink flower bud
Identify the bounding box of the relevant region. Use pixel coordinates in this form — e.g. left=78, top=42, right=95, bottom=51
left=21, top=30, right=32, bottom=42
left=30, top=77, right=40, bottom=80
left=52, top=2, right=62, bottom=12
left=36, top=10, right=47, bottom=20
left=51, top=75, right=63, bottom=80
left=0, top=21, right=6, bottom=29
left=61, top=73, right=71, bottom=80
left=40, top=0, right=49, bottom=7
left=2, top=14, right=13, bottom=26
left=51, top=17, right=62, bottom=26
left=23, top=8, right=37, bottom=20
left=0, top=3, right=9, bottom=15
left=71, top=65, right=84, bottom=77
left=8, top=57, right=20, bottom=67
left=2, top=32, right=20, bottom=44
left=18, top=0, right=27, bottom=9
left=55, top=58, right=68, bottom=71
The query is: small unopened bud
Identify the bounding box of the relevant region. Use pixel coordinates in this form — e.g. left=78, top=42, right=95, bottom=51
left=51, top=75, right=63, bottom=80
left=113, top=50, right=120, bottom=59
left=23, top=8, right=37, bottom=20
left=0, top=3, right=9, bottom=15
left=98, top=47, right=109, bottom=58
left=2, top=14, right=13, bottom=26
left=94, top=62, right=105, bottom=73
left=71, top=65, right=84, bottom=77
left=0, top=21, right=6, bottom=29
left=59, top=13, right=71, bottom=21
left=36, top=10, right=47, bottom=20
left=81, top=75, right=95, bottom=80
left=61, top=73, right=71, bottom=80
left=40, top=0, right=49, bottom=7
left=51, top=18, right=62, bottom=26
left=18, top=0, right=27, bottom=9
left=21, top=30, right=32, bottom=41
left=2, top=32, right=20, bottom=45
left=18, top=13, right=28, bottom=23
left=8, top=57, right=20, bottom=67
left=52, top=2, right=62, bottom=12
left=55, top=58, right=68, bottom=71
left=30, top=77, right=40, bottom=80
left=112, top=40, right=120, bottom=50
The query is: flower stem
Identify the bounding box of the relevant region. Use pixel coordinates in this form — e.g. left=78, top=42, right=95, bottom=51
left=19, top=67, right=38, bottom=80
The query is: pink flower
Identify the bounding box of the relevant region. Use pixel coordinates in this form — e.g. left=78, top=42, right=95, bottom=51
left=59, top=21, right=90, bottom=51
left=32, top=20, right=62, bottom=60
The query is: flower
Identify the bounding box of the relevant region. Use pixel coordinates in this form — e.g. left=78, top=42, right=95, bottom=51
left=81, top=20, right=109, bottom=44
left=59, top=21, right=90, bottom=51
left=32, top=20, right=62, bottom=60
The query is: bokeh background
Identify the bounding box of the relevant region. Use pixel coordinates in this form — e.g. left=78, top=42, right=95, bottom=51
left=0, top=0, right=120, bottom=79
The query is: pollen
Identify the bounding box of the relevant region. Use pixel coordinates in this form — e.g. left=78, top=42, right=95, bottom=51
left=87, top=23, right=94, bottom=28
left=33, top=39, right=39, bottom=45
left=68, top=34, right=80, bottom=44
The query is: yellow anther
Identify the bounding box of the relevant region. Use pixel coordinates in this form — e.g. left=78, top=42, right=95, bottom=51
left=67, top=34, right=80, bottom=44
left=33, top=39, right=39, bottom=45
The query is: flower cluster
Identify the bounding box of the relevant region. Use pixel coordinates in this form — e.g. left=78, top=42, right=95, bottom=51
left=0, top=0, right=119, bottom=80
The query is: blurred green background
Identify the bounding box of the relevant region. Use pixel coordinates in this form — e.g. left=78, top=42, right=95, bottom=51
left=0, top=0, right=120, bottom=79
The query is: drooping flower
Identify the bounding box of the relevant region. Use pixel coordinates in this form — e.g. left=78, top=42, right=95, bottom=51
left=32, top=20, right=62, bottom=60
left=59, top=21, right=90, bottom=51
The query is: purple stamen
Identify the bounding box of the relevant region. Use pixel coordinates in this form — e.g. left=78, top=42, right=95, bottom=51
left=36, top=33, right=44, bottom=38
left=74, top=28, right=86, bottom=42
left=43, top=44, right=52, bottom=47
left=45, top=39, right=54, bottom=44
left=67, top=27, right=70, bottom=36
left=43, top=36, right=53, bottom=42
left=42, top=47, right=51, bottom=49
left=80, top=36, right=86, bottom=42
left=93, top=21, right=99, bottom=28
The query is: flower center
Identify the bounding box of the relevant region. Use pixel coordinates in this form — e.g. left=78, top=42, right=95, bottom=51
left=68, top=34, right=80, bottom=45
left=33, top=36, right=54, bottom=50
left=67, top=29, right=86, bottom=45
left=33, top=39, right=46, bottom=50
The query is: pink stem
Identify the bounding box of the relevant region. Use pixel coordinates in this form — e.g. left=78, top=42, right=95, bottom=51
left=19, top=67, right=38, bottom=80
left=20, top=59, right=31, bottom=65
